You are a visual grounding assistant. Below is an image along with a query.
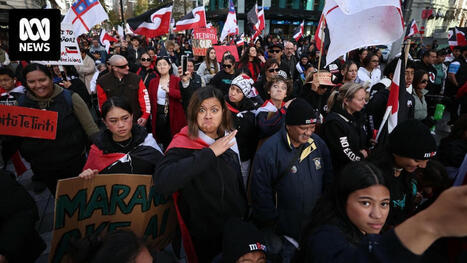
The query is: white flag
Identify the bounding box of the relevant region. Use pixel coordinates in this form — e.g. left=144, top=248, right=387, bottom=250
left=323, top=0, right=404, bottom=66
left=62, top=0, right=109, bottom=36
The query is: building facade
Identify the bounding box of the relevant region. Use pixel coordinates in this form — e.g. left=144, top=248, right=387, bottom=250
left=206, top=0, right=324, bottom=40
left=408, top=0, right=467, bottom=38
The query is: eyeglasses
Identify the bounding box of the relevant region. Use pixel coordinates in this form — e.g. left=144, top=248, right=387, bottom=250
left=269, top=49, right=282, bottom=53
left=114, top=64, right=129, bottom=69
left=420, top=79, right=428, bottom=83
left=223, top=64, right=232, bottom=69
left=141, top=58, right=151, bottom=62
left=268, top=68, right=280, bottom=73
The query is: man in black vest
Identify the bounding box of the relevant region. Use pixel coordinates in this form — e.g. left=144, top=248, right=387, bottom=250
left=96, top=55, right=150, bottom=127
left=446, top=46, right=467, bottom=122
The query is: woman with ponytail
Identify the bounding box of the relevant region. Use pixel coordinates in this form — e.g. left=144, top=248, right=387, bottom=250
left=320, top=82, right=369, bottom=173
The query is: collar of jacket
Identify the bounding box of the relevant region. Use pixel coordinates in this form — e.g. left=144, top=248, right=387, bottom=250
left=282, top=128, right=317, bottom=163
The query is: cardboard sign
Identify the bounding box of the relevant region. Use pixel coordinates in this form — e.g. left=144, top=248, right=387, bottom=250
left=50, top=174, right=177, bottom=263
left=313, top=72, right=336, bottom=86
left=213, top=45, right=239, bottom=62
left=32, top=23, right=83, bottom=65
left=0, top=105, right=58, bottom=139
left=192, top=27, right=218, bottom=56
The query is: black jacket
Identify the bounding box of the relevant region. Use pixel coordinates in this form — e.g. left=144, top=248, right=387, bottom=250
left=0, top=170, right=46, bottom=263
left=210, top=70, right=236, bottom=95
left=253, top=76, right=269, bottom=101
left=154, top=137, right=248, bottom=240
left=304, top=225, right=419, bottom=263
left=321, top=104, right=368, bottom=173
left=180, top=72, right=202, bottom=114
left=225, top=97, right=258, bottom=162
left=368, top=147, right=418, bottom=227
left=90, top=125, right=163, bottom=175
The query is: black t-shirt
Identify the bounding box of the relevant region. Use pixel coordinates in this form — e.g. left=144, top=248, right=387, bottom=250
left=210, top=70, right=236, bottom=95
left=413, top=60, right=437, bottom=92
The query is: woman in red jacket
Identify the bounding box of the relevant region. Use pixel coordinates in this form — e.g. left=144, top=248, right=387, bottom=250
left=148, top=56, right=186, bottom=150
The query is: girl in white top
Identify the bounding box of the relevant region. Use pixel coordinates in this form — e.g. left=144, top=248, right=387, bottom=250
left=356, top=52, right=381, bottom=90
left=196, top=47, right=220, bottom=85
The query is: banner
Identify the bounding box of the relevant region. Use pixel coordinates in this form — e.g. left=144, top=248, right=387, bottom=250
left=50, top=174, right=177, bottom=263
left=192, top=27, right=218, bottom=56
left=0, top=105, right=58, bottom=139
left=213, top=45, right=239, bottom=62
left=32, top=23, right=83, bottom=65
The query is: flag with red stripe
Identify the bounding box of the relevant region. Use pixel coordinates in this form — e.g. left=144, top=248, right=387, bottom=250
left=293, top=21, right=304, bottom=41
left=100, top=29, right=117, bottom=53
left=174, top=6, right=206, bottom=31
left=127, top=4, right=173, bottom=37
left=404, top=19, right=420, bottom=40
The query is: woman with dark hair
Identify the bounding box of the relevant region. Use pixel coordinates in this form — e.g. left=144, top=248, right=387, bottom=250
left=78, top=96, right=163, bottom=179
left=354, top=48, right=368, bottom=68
left=299, top=161, right=390, bottom=262
left=412, top=69, right=429, bottom=121
left=254, top=58, right=280, bottom=101
left=136, top=52, right=157, bottom=89
left=299, top=159, right=467, bottom=262
left=196, top=47, right=220, bottom=85
left=7, top=63, right=99, bottom=194
left=67, top=230, right=152, bottom=263
left=147, top=56, right=186, bottom=150
left=237, top=46, right=263, bottom=82
left=210, top=54, right=237, bottom=95
left=256, top=76, right=293, bottom=139
left=154, top=87, right=248, bottom=262
left=321, top=82, right=369, bottom=172
left=356, top=52, right=381, bottom=89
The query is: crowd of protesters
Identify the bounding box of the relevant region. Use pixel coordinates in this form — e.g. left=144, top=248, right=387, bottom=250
left=1, top=29, right=467, bottom=263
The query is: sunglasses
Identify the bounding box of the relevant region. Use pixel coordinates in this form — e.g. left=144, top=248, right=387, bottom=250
left=420, top=79, right=428, bottom=83
left=114, top=64, right=129, bottom=69
left=141, top=58, right=151, bottom=62
left=223, top=64, right=232, bottom=68
left=269, top=49, right=282, bottom=53
left=268, top=68, right=280, bottom=73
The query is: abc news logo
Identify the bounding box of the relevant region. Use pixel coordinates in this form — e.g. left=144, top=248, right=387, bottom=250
left=9, top=9, right=60, bottom=60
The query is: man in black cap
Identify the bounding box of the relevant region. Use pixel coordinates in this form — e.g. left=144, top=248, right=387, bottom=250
left=222, top=218, right=267, bottom=263
left=268, top=43, right=291, bottom=79
left=368, top=119, right=438, bottom=227
left=250, top=98, right=333, bottom=263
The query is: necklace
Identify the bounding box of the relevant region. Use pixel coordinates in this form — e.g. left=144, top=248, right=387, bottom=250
left=116, top=137, right=132, bottom=148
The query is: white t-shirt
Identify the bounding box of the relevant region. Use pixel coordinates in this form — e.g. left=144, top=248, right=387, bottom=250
left=157, top=84, right=167, bottom=105
left=356, top=67, right=381, bottom=90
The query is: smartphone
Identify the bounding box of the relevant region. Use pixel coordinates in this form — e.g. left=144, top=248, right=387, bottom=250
left=58, top=65, right=67, bottom=80
left=181, top=55, right=188, bottom=75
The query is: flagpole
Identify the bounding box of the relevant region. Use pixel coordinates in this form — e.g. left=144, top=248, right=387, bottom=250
left=317, top=18, right=325, bottom=73
left=120, top=0, right=125, bottom=38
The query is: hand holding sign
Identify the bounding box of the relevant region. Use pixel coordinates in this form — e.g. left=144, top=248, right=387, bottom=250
left=78, top=169, right=99, bottom=180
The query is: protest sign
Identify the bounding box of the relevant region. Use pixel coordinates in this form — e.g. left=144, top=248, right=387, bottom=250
left=50, top=174, right=177, bottom=263
left=0, top=105, right=58, bottom=139
left=32, top=23, right=83, bottom=65
left=192, top=27, right=218, bottom=56
left=213, top=45, right=239, bottom=62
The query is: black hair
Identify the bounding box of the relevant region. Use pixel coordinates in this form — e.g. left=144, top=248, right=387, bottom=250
left=187, top=86, right=232, bottom=138
left=64, top=65, right=79, bottom=78
left=383, top=57, right=400, bottom=78
left=413, top=69, right=428, bottom=89
left=302, top=161, right=389, bottom=246
left=154, top=56, right=173, bottom=75
left=67, top=230, right=147, bottom=263
left=362, top=52, right=378, bottom=68
left=101, top=96, right=133, bottom=119
left=0, top=67, right=16, bottom=78
left=222, top=54, right=236, bottom=66
left=22, top=63, right=53, bottom=84
left=423, top=49, right=436, bottom=58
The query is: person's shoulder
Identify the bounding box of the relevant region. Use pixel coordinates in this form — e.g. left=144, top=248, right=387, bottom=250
left=258, top=130, right=286, bottom=153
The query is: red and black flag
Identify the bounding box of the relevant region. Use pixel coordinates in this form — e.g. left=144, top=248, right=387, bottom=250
left=293, top=21, right=304, bottom=41
left=174, top=6, right=206, bottom=32
left=127, top=4, right=173, bottom=37
left=404, top=19, right=420, bottom=40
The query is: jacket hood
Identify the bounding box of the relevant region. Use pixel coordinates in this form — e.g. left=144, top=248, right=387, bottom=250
left=26, top=84, right=64, bottom=108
